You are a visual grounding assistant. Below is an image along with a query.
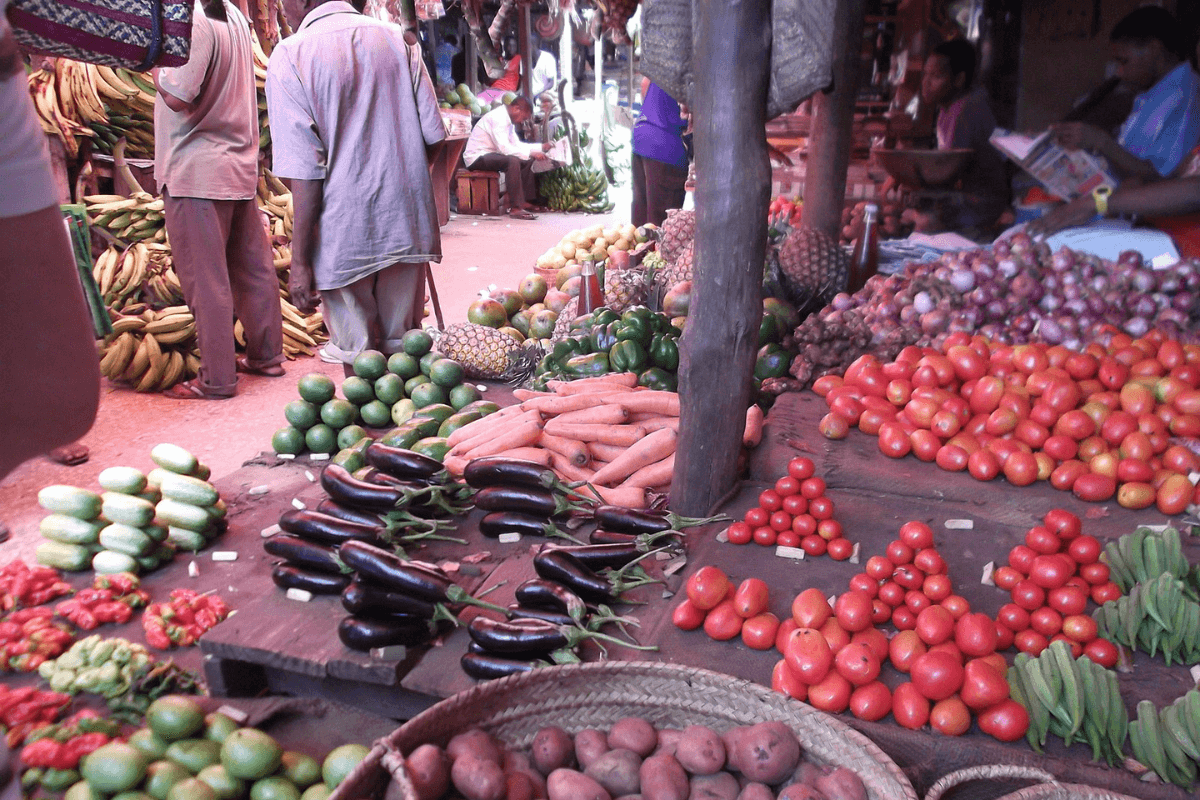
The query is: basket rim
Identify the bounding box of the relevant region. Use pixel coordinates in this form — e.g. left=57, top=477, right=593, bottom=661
left=386, top=661, right=917, bottom=800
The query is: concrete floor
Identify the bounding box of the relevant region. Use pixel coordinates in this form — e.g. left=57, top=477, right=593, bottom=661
left=0, top=203, right=625, bottom=561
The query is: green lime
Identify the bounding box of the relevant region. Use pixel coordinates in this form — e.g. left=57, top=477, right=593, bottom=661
left=296, top=374, right=336, bottom=405
left=359, top=400, right=392, bottom=429
left=250, top=777, right=299, bottom=800
left=412, top=403, right=455, bottom=424
left=390, top=399, right=417, bottom=426
left=147, top=696, right=206, bottom=742
left=167, top=779, right=218, bottom=800
left=409, top=382, right=448, bottom=408
left=404, top=374, right=430, bottom=395
left=299, top=785, right=329, bottom=800
left=336, top=425, right=369, bottom=450
left=373, top=373, right=405, bottom=406
left=320, top=744, right=370, bottom=790
left=428, top=358, right=465, bottom=388
left=401, top=329, right=433, bottom=357
left=386, top=352, right=421, bottom=379
left=304, top=425, right=337, bottom=455
left=165, top=739, right=222, bottom=774
left=448, top=383, right=482, bottom=410
left=283, top=400, right=320, bottom=431
left=196, top=765, right=246, bottom=800
left=145, top=761, right=192, bottom=800
left=204, top=714, right=239, bottom=745
left=340, top=377, right=374, bottom=406
left=220, top=729, right=282, bottom=781
left=129, top=728, right=171, bottom=761
left=411, top=437, right=450, bottom=461
left=418, top=351, right=440, bottom=376
left=352, top=350, right=388, bottom=381
left=319, top=399, right=358, bottom=429
left=278, top=753, right=321, bottom=790
left=271, top=427, right=306, bottom=456
left=81, top=743, right=149, bottom=793
left=113, top=793, right=155, bottom=800
left=66, top=781, right=107, bottom=800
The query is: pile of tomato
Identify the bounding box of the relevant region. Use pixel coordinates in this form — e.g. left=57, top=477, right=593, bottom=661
left=814, top=329, right=1200, bottom=512
left=726, top=457, right=854, bottom=559
left=672, top=570, right=783, bottom=651
left=992, top=508, right=1120, bottom=664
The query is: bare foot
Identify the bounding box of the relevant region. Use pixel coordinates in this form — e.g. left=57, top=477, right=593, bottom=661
left=47, top=442, right=89, bottom=466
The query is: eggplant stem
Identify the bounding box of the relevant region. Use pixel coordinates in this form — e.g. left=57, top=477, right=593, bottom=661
left=549, top=647, right=581, bottom=664
left=444, top=587, right=510, bottom=616
left=431, top=603, right=461, bottom=626
left=566, top=627, right=658, bottom=652
left=665, top=511, right=732, bottom=530
left=544, top=520, right=586, bottom=545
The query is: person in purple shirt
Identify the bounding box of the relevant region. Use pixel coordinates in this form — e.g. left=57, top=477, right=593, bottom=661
left=1050, top=6, right=1200, bottom=182
left=631, top=79, right=688, bottom=227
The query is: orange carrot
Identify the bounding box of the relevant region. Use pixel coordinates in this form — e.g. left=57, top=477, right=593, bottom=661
left=639, top=416, right=679, bottom=433
left=450, top=408, right=541, bottom=453
left=743, top=404, right=765, bottom=448
left=603, top=390, right=680, bottom=416
left=512, top=388, right=550, bottom=402
left=571, top=483, right=647, bottom=508
left=549, top=373, right=639, bottom=394
left=548, top=452, right=597, bottom=484
left=484, top=446, right=552, bottom=465
left=538, top=432, right=590, bottom=467
left=442, top=454, right=470, bottom=476
left=550, top=404, right=629, bottom=427
left=446, top=405, right=528, bottom=448
left=518, top=392, right=623, bottom=416
left=587, top=441, right=626, bottom=463
left=591, top=427, right=678, bottom=486
left=458, top=419, right=542, bottom=459
left=541, top=421, right=647, bottom=446
left=621, top=453, right=676, bottom=489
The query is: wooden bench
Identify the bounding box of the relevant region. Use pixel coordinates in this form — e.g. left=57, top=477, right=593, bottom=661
left=454, top=169, right=501, bottom=215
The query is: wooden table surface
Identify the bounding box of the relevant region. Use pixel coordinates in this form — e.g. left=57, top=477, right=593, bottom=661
left=193, top=391, right=1197, bottom=799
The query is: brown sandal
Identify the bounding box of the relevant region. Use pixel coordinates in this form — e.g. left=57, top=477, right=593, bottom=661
left=236, top=356, right=285, bottom=377
left=163, top=378, right=234, bottom=400
left=508, top=208, right=536, bottom=220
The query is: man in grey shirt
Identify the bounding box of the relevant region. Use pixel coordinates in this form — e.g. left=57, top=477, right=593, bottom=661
left=267, top=0, right=446, bottom=373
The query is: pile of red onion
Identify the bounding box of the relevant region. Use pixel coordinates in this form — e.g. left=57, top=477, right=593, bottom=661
left=787, top=234, right=1200, bottom=388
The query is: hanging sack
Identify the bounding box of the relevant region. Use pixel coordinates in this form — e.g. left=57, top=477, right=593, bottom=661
left=7, top=0, right=194, bottom=70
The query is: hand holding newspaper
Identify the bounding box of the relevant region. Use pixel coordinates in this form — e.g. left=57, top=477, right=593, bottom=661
left=990, top=128, right=1117, bottom=200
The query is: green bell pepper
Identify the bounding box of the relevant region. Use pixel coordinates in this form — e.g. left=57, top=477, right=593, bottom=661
left=563, top=352, right=611, bottom=377
left=649, top=334, right=679, bottom=371
left=591, top=308, right=621, bottom=328
left=638, top=367, right=677, bottom=391
left=591, top=322, right=619, bottom=353
left=755, top=343, right=791, bottom=380
left=609, top=340, right=649, bottom=373
left=614, top=316, right=651, bottom=348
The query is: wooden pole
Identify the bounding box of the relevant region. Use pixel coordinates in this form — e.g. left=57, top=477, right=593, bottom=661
left=669, top=0, right=771, bottom=516
left=518, top=4, right=533, bottom=101
left=800, top=0, right=867, bottom=239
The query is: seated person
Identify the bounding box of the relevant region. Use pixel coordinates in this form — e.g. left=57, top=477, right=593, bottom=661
left=1049, top=6, right=1200, bottom=182
left=906, top=39, right=1011, bottom=238
left=463, top=96, right=552, bottom=219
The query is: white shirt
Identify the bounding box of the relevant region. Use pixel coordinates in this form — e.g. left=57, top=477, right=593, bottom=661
left=532, top=50, right=558, bottom=98
left=0, top=7, right=58, bottom=218
left=267, top=2, right=446, bottom=290
left=464, top=105, right=537, bottom=165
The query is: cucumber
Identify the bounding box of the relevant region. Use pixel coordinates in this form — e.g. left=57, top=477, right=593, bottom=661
left=135, top=554, right=160, bottom=572
left=97, top=467, right=148, bottom=494
left=438, top=410, right=482, bottom=439
left=155, top=498, right=211, bottom=532
left=137, top=489, right=162, bottom=504
left=193, top=463, right=211, bottom=481
left=98, top=523, right=155, bottom=557
left=36, top=541, right=92, bottom=571
left=143, top=524, right=169, bottom=543
left=411, top=437, right=450, bottom=462
left=145, top=468, right=175, bottom=490
left=152, top=543, right=176, bottom=561
left=37, top=486, right=102, bottom=520
left=39, top=514, right=104, bottom=545
left=207, top=499, right=227, bottom=520
left=158, top=472, right=219, bottom=507
left=101, top=492, right=156, bottom=527
left=93, top=550, right=139, bottom=575
left=150, top=443, right=199, bottom=475
left=167, top=527, right=206, bottom=552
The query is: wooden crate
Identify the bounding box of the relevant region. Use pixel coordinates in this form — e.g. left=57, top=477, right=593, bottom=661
left=454, top=169, right=501, bottom=215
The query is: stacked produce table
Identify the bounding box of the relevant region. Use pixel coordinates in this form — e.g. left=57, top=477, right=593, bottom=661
left=191, top=392, right=1196, bottom=799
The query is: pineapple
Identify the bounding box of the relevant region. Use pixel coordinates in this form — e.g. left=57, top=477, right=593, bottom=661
left=659, top=248, right=694, bottom=287
left=437, top=323, right=520, bottom=379
left=658, top=209, right=695, bottom=263
left=773, top=225, right=849, bottom=314
left=603, top=268, right=648, bottom=312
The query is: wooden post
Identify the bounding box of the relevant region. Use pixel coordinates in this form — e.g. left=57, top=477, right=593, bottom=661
left=669, top=0, right=771, bottom=516
left=559, top=23, right=572, bottom=100
left=800, top=0, right=867, bottom=239
left=518, top=4, right=533, bottom=101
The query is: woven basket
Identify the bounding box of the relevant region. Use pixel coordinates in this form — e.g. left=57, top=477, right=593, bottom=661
left=925, top=765, right=1144, bottom=800
left=331, top=661, right=917, bottom=800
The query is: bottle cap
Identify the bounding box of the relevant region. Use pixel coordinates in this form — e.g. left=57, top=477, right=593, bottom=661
left=864, top=203, right=879, bottom=213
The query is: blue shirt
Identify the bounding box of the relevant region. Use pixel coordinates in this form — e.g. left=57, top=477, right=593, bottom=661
left=1118, top=62, right=1200, bottom=177
left=632, top=83, right=687, bottom=170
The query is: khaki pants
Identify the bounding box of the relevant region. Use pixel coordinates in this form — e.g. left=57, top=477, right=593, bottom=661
left=320, top=262, right=426, bottom=363
left=163, top=191, right=284, bottom=395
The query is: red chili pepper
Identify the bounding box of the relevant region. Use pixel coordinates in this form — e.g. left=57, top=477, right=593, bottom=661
left=171, top=604, right=195, bottom=625
left=20, top=738, right=66, bottom=769
left=62, top=733, right=110, bottom=766
left=92, top=603, right=131, bottom=625
left=144, top=622, right=171, bottom=650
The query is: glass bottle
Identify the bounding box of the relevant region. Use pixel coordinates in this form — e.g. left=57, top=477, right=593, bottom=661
left=578, top=256, right=604, bottom=316
left=848, top=203, right=879, bottom=294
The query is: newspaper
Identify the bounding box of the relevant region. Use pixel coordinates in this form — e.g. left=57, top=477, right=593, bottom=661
left=532, top=138, right=574, bottom=173
left=990, top=128, right=1117, bottom=200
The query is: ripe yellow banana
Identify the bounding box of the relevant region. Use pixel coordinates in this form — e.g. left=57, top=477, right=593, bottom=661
left=136, top=334, right=167, bottom=391
left=158, top=349, right=186, bottom=390
left=144, top=312, right=194, bottom=336
left=122, top=335, right=152, bottom=382
left=110, top=314, right=147, bottom=335
left=154, top=324, right=196, bottom=346
left=99, top=332, right=137, bottom=378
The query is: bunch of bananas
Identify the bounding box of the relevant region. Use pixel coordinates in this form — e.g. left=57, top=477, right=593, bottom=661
left=540, top=155, right=615, bottom=214
left=1007, top=639, right=1127, bottom=765
left=87, top=64, right=156, bottom=158
left=27, top=63, right=102, bottom=159
left=1102, top=526, right=1198, bottom=599
left=257, top=171, right=293, bottom=239
left=252, top=34, right=272, bottom=153
left=1093, top=572, right=1200, bottom=665
left=86, top=193, right=166, bottom=244
left=1131, top=692, right=1200, bottom=787
left=98, top=306, right=200, bottom=392
left=234, top=299, right=326, bottom=359
left=94, top=243, right=185, bottom=311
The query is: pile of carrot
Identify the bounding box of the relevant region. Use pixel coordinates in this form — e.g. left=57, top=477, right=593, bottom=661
left=442, top=373, right=765, bottom=509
